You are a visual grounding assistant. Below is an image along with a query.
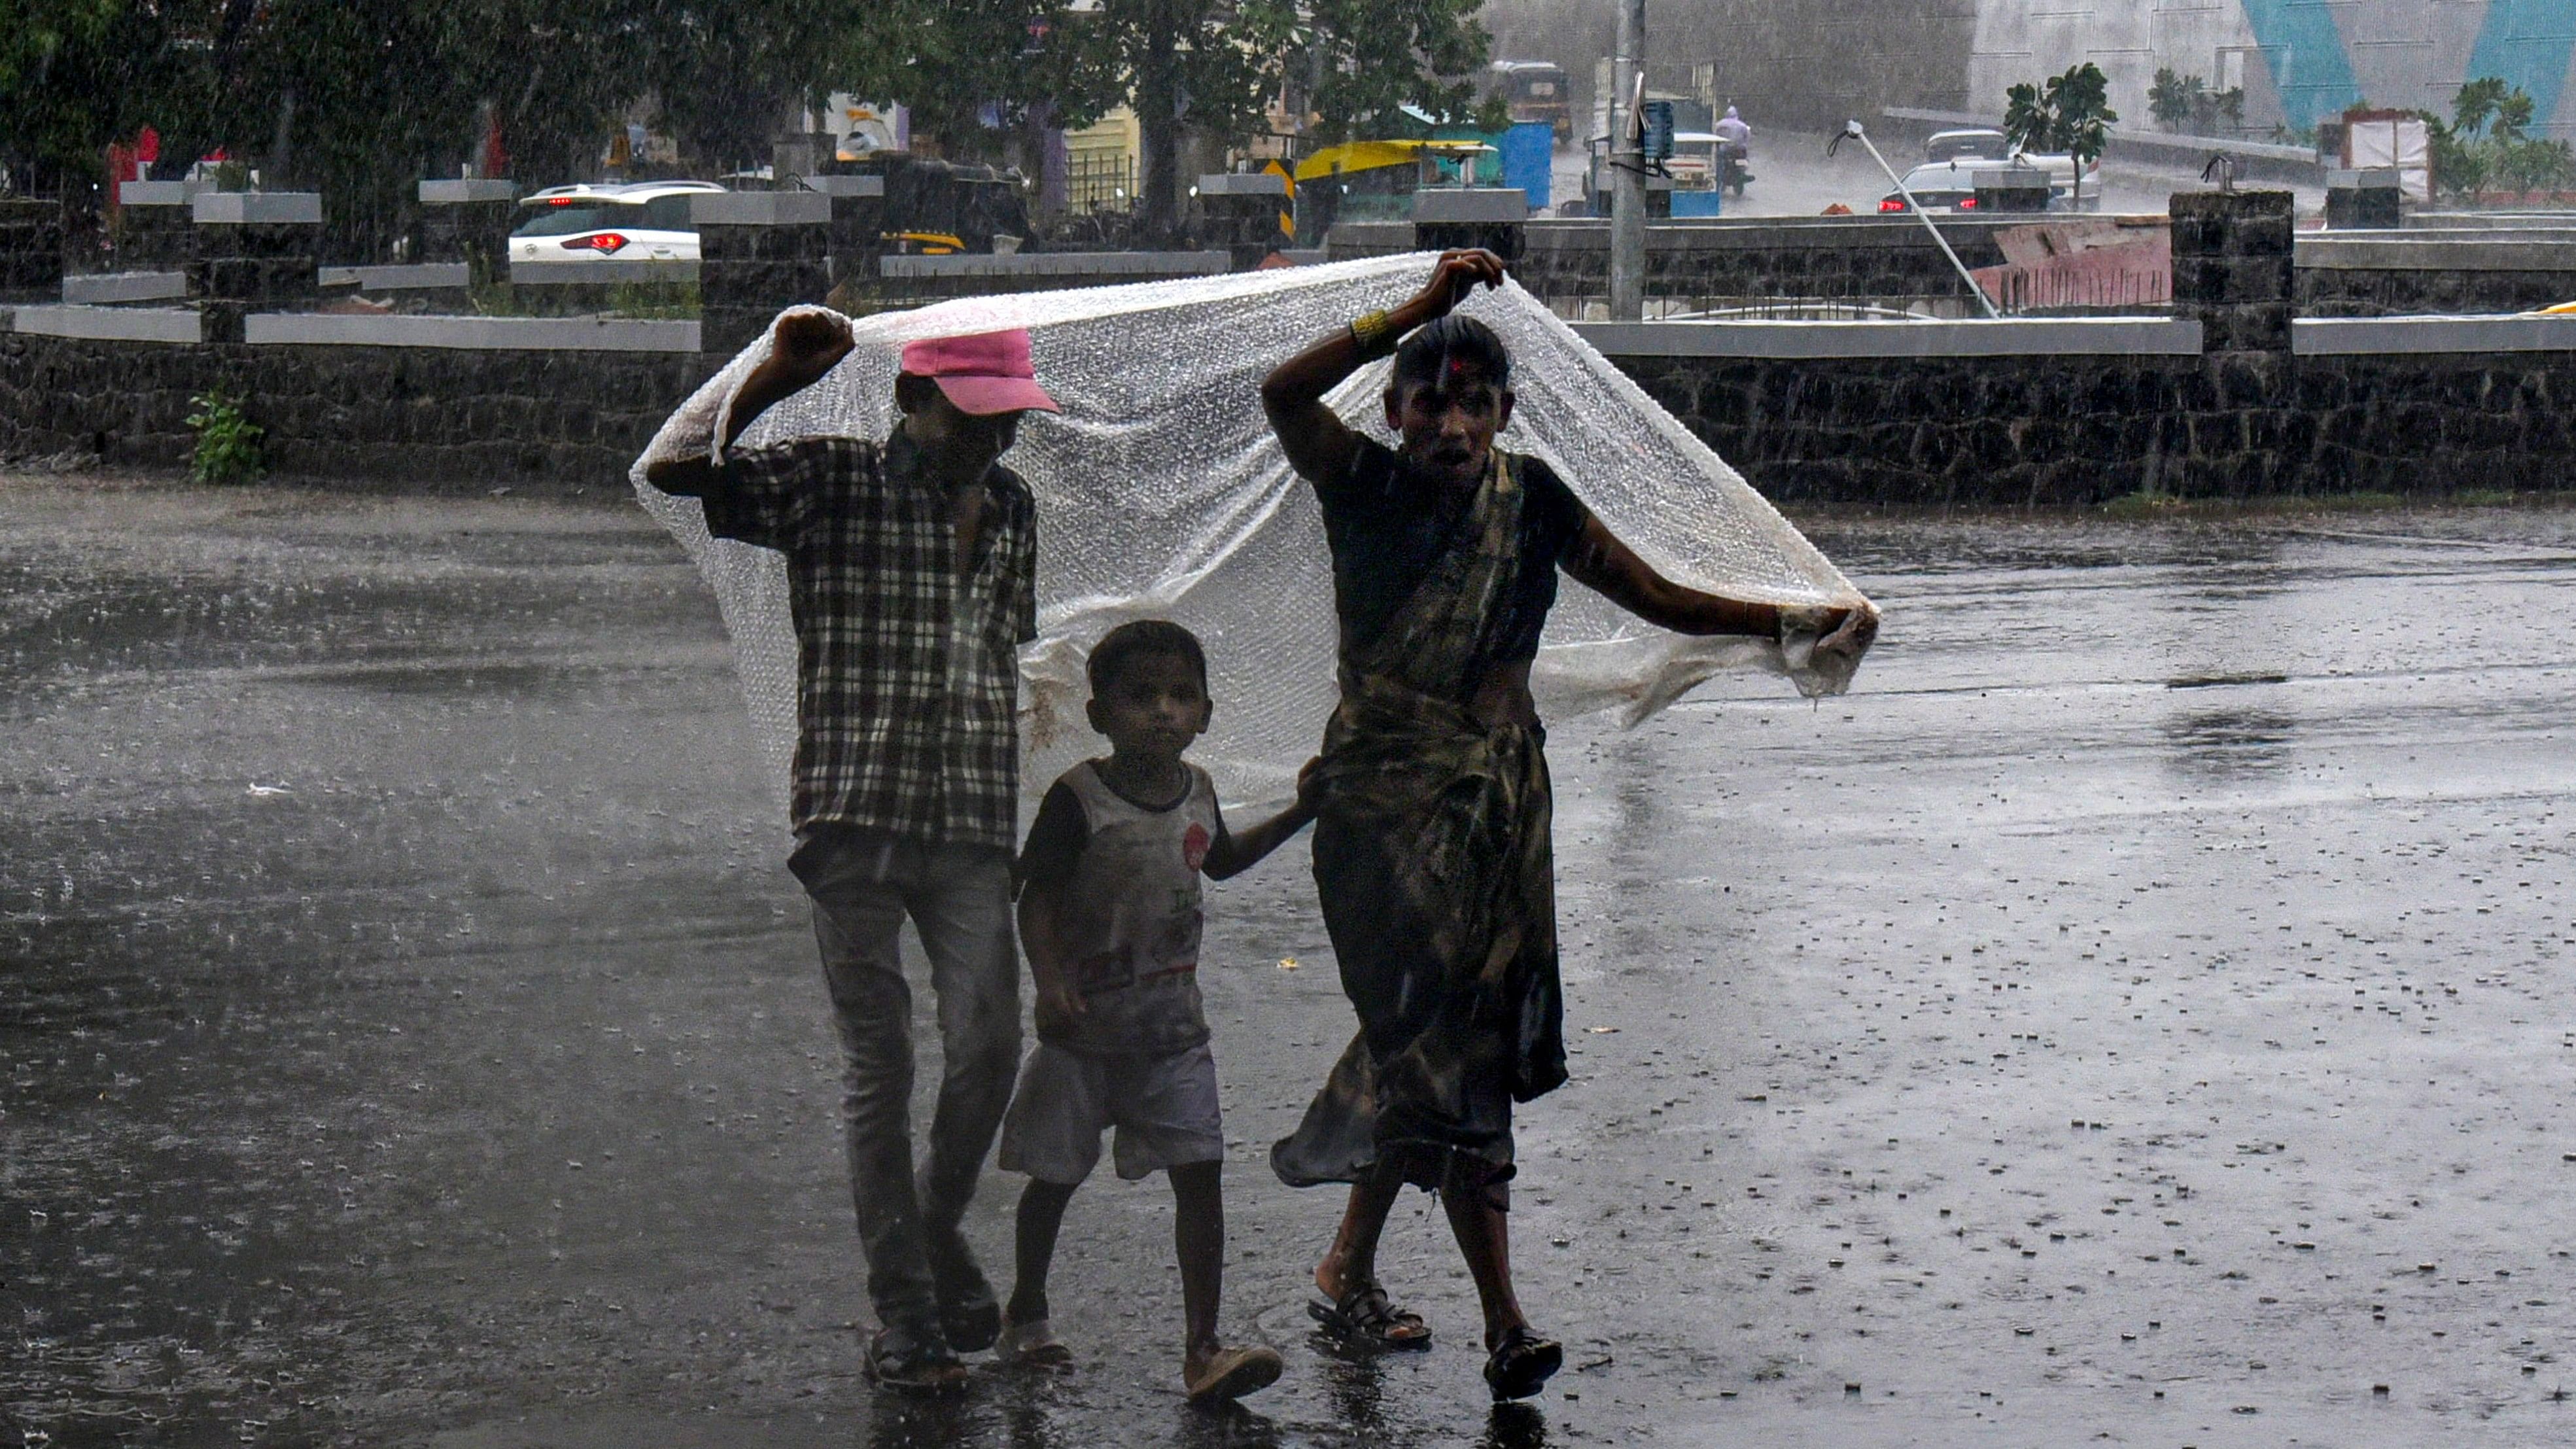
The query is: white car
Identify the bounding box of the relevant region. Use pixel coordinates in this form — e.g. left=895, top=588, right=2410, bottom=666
left=1926, top=129, right=2010, bottom=164
left=510, top=181, right=723, bottom=264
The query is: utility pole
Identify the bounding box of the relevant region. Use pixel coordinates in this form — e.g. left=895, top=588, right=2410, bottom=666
left=1609, top=0, right=1647, bottom=320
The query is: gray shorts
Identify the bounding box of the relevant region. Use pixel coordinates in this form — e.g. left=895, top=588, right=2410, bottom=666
left=998, top=1040, right=1225, bottom=1184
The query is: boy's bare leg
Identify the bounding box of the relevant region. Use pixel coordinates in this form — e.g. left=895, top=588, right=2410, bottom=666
left=1438, top=1158, right=1529, bottom=1348
left=1170, top=1161, right=1225, bottom=1361
left=1007, top=1179, right=1078, bottom=1327
left=1314, top=1161, right=1406, bottom=1301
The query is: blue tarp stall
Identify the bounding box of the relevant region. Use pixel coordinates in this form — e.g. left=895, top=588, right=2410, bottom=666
left=1499, top=122, right=1552, bottom=212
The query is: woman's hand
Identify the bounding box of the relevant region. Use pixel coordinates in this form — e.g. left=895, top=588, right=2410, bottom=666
left=1814, top=602, right=1879, bottom=655
left=1401, top=249, right=1508, bottom=327
left=1034, top=969, right=1087, bottom=1026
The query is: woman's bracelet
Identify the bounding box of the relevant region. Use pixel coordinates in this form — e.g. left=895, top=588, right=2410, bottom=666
left=1349, top=309, right=1401, bottom=360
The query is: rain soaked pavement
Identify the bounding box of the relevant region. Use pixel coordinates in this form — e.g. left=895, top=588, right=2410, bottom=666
left=6, top=472, right=2575, bottom=1448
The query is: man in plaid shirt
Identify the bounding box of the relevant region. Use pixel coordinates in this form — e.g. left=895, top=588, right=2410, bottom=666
left=647, top=313, right=1056, bottom=1393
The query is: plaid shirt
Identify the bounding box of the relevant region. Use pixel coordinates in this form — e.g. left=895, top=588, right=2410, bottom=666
left=700, top=432, right=1037, bottom=849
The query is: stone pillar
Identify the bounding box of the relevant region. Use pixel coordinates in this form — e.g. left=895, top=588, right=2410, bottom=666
left=692, top=190, right=831, bottom=355
left=419, top=179, right=518, bottom=287
left=0, top=199, right=63, bottom=300
left=1414, top=188, right=1529, bottom=268
left=1973, top=168, right=2052, bottom=213
left=804, top=175, right=886, bottom=299
left=2171, top=190, right=2293, bottom=355
left=190, top=192, right=324, bottom=343
left=1195, top=172, right=1292, bottom=269
left=2324, top=168, right=2403, bottom=230
left=114, top=179, right=201, bottom=271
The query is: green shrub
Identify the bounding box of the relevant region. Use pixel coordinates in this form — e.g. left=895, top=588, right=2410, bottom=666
left=186, top=389, right=264, bottom=484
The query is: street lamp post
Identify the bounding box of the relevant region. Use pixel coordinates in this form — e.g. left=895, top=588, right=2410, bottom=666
left=1610, top=0, right=1646, bottom=321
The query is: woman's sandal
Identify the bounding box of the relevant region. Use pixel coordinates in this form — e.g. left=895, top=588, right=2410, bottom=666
left=997, top=1310, right=1073, bottom=1369
left=1306, top=1279, right=1432, bottom=1350
left=1482, top=1325, right=1563, bottom=1401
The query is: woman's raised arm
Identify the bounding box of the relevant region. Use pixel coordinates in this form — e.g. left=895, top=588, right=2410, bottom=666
left=1259, top=249, right=1505, bottom=483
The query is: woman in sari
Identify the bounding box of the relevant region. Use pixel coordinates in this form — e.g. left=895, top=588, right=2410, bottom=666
left=1261, top=251, right=1873, bottom=1401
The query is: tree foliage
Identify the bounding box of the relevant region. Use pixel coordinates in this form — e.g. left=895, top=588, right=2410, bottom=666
left=2426, top=77, right=2573, bottom=198
left=2147, top=67, right=2242, bottom=135
left=1267, top=0, right=1505, bottom=144
left=4, top=0, right=1500, bottom=237
left=2004, top=61, right=2117, bottom=208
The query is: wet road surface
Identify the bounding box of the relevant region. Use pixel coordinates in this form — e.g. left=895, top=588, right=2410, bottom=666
left=6, top=474, right=2575, bottom=1448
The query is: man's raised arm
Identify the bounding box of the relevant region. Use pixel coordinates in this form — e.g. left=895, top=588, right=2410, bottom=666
left=646, top=311, right=855, bottom=497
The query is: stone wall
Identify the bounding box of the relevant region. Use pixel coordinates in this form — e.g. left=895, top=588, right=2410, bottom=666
left=2300, top=268, right=2576, bottom=317
left=1603, top=342, right=2576, bottom=507
left=0, top=201, right=63, bottom=300
left=1333, top=217, right=2023, bottom=312
left=0, top=332, right=707, bottom=489
left=2295, top=237, right=2576, bottom=317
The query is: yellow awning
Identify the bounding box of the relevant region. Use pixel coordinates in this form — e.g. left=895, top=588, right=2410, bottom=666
left=1293, top=139, right=1491, bottom=184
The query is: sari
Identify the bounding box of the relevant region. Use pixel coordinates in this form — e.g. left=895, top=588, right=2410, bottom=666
left=1272, top=451, right=1569, bottom=1191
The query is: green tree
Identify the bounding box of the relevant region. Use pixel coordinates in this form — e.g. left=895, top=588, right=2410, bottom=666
left=831, top=0, right=1066, bottom=166
left=0, top=1, right=168, bottom=189
left=2428, top=78, right=2573, bottom=199
left=1273, top=0, right=1505, bottom=144
left=2003, top=61, right=2117, bottom=210
left=2148, top=67, right=2202, bottom=131
left=833, top=0, right=1495, bottom=234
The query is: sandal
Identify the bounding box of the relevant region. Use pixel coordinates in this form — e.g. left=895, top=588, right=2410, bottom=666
left=863, top=1323, right=970, bottom=1395
left=997, top=1311, right=1072, bottom=1369
left=1185, top=1343, right=1284, bottom=1405
left=1482, top=1325, right=1562, bottom=1401
left=1306, top=1279, right=1431, bottom=1350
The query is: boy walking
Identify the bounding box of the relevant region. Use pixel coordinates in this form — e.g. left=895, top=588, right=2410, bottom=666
left=996, top=621, right=1314, bottom=1404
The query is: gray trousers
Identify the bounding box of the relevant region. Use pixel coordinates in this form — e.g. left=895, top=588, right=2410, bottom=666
left=792, top=828, right=1020, bottom=1329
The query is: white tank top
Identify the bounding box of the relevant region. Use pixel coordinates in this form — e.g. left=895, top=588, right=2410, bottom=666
left=1041, top=759, right=1217, bottom=1056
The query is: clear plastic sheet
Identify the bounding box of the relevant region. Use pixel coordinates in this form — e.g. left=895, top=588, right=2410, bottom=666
left=632, top=253, right=1874, bottom=810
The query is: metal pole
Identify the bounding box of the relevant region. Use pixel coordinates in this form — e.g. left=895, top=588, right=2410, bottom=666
left=1609, top=0, right=1646, bottom=321
left=1831, top=120, right=2001, bottom=319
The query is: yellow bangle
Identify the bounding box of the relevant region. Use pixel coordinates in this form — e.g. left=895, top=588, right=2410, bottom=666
left=1349, top=309, right=1399, bottom=359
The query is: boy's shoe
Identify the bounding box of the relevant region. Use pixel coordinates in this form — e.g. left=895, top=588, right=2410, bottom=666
left=863, top=1322, right=970, bottom=1395
left=996, top=1311, right=1073, bottom=1368
left=1185, top=1343, right=1284, bottom=1405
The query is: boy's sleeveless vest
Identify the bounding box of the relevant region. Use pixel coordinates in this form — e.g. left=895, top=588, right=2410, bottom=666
left=1040, top=761, right=1217, bottom=1057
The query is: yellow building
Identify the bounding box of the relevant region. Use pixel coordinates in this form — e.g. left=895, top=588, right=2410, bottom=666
left=1064, top=107, right=1141, bottom=215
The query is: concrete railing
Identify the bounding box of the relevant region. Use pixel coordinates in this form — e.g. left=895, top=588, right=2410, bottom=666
left=63, top=271, right=189, bottom=304
left=2294, top=314, right=2576, bottom=355
left=878, top=251, right=1234, bottom=279
left=319, top=263, right=471, bottom=291
left=241, top=313, right=701, bottom=351
left=1575, top=316, right=2204, bottom=358
left=510, top=258, right=699, bottom=286
left=2297, top=236, right=2576, bottom=270
left=5, top=305, right=203, bottom=342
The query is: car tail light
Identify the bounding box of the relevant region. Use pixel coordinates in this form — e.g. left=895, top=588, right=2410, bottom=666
left=1958, top=196, right=1977, bottom=208
left=565, top=232, right=629, bottom=254
left=1879, top=196, right=1908, bottom=213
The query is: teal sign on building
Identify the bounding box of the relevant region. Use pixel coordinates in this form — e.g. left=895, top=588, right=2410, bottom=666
left=2240, top=0, right=2576, bottom=129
